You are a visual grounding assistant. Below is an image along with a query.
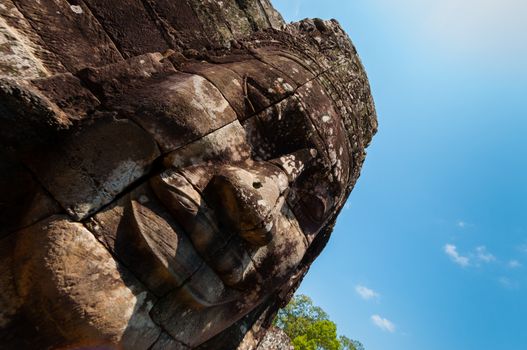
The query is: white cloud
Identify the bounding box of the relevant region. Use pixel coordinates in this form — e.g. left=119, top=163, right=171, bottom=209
left=373, top=0, right=527, bottom=63
left=499, top=276, right=519, bottom=289
left=355, top=285, right=380, bottom=300
left=429, top=0, right=527, bottom=52
left=508, top=260, right=522, bottom=268
left=293, top=0, right=301, bottom=18
left=475, top=246, right=496, bottom=263
left=456, top=220, right=475, bottom=229
left=371, top=314, right=396, bottom=333
left=444, top=244, right=470, bottom=267
left=499, top=277, right=511, bottom=288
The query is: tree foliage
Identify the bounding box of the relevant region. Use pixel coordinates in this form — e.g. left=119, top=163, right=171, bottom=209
left=339, top=336, right=364, bottom=350
left=291, top=319, right=340, bottom=350
left=274, top=295, right=362, bottom=350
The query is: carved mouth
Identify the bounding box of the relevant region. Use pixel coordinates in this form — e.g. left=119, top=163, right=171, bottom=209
left=148, top=169, right=262, bottom=304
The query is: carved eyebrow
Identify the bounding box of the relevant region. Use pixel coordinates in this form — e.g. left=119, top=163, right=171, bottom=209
left=240, top=93, right=335, bottom=169
left=163, top=120, right=251, bottom=170
left=268, top=148, right=318, bottom=183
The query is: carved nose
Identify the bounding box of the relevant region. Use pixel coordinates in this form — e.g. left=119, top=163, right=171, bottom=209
left=204, top=166, right=286, bottom=246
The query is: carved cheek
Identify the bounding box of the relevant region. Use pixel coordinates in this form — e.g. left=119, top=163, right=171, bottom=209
left=247, top=204, right=308, bottom=287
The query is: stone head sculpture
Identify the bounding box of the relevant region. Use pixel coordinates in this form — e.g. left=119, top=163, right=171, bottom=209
left=0, top=1, right=376, bottom=349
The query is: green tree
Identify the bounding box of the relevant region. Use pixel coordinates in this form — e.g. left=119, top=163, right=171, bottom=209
left=291, top=320, right=340, bottom=350
left=274, top=294, right=329, bottom=340
left=338, top=335, right=357, bottom=350
left=274, top=295, right=363, bottom=350
left=351, top=340, right=364, bottom=350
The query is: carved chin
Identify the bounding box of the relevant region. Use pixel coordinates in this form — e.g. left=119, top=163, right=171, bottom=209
left=13, top=216, right=161, bottom=349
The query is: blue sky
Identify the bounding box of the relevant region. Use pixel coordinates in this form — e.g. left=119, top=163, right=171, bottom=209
left=272, top=1, right=527, bottom=349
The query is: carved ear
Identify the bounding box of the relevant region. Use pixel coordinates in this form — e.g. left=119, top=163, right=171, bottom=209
left=269, top=148, right=317, bottom=183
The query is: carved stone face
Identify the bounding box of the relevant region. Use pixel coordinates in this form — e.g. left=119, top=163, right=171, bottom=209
left=0, top=7, right=376, bottom=349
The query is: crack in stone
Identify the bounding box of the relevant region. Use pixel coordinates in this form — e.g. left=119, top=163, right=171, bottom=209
left=139, top=0, right=180, bottom=50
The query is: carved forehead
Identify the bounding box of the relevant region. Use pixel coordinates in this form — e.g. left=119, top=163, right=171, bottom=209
left=184, top=18, right=377, bottom=194
left=174, top=52, right=348, bottom=147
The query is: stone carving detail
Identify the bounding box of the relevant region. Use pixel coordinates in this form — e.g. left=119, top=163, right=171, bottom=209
left=0, top=1, right=377, bottom=349
left=255, top=327, right=293, bottom=350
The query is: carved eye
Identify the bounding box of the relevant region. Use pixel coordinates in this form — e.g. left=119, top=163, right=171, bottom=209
left=243, top=95, right=321, bottom=161
left=291, top=189, right=331, bottom=240
left=288, top=163, right=339, bottom=239
left=299, top=192, right=328, bottom=223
